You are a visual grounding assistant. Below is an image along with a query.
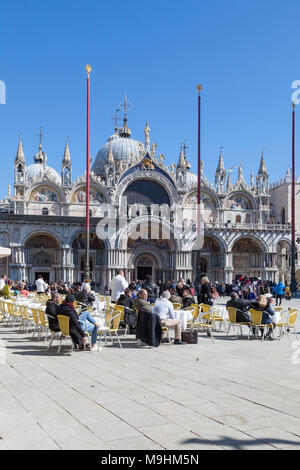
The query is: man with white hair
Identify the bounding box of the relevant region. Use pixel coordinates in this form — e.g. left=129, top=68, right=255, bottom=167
left=75, top=283, right=95, bottom=307
left=153, top=291, right=186, bottom=345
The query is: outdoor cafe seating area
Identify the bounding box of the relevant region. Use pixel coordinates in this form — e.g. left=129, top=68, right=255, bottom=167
left=0, top=292, right=298, bottom=354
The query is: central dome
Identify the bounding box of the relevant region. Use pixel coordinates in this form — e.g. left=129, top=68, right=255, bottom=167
left=92, top=118, right=144, bottom=175
left=26, top=163, right=62, bottom=185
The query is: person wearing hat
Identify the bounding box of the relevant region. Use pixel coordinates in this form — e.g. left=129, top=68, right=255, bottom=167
left=57, top=294, right=94, bottom=349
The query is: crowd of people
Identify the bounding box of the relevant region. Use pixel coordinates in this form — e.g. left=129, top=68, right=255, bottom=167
left=0, top=270, right=296, bottom=348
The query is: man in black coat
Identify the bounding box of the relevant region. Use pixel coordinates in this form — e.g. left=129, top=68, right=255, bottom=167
left=75, top=285, right=95, bottom=307
left=45, top=292, right=61, bottom=332
left=117, top=288, right=136, bottom=332
left=141, top=275, right=159, bottom=303
left=226, top=292, right=252, bottom=323
left=57, top=294, right=87, bottom=348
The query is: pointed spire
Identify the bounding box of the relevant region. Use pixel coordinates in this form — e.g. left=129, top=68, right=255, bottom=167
left=144, top=123, right=150, bottom=151
left=107, top=143, right=115, bottom=164
left=258, top=150, right=268, bottom=176
left=177, top=144, right=186, bottom=169
left=237, top=162, right=245, bottom=183
left=62, top=137, right=71, bottom=164
left=226, top=173, right=232, bottom=191
left=216, top=147, right=225, bottom=172
left=15, top=134, right=25, bottom=163
left=250, top=171, right=254, bottom=187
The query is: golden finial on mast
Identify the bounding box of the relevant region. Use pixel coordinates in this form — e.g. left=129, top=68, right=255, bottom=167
left=197, top=84, right=202, bottom=94
left=292, top=101, right=296, bottom=109
left=85, top=65, right=92, bottom=77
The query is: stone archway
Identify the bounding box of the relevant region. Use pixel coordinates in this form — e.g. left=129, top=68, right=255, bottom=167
left=24, top=233, right=60, bottom=282
left=135, top=254, right=155, bottom=282
left=192, top=236, right=223, bottom=282
left=232, top=237, right=263, bottom=279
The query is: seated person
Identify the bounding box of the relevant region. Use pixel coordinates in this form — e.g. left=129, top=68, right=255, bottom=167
left=226, top=292, right=252, bottom=323
left=57, top=294, right=99, bottom=351
left=78, top=307, right=100, bottom=352
left=169, top=288, right=183, bottom=306
left=45, top=292, right=61, bottom=332
left=75, top=285, right=95, bottom=307
left=117, top=288, right=136, bottom=333
left=182, top=288, right=194, bottom=309
left=153, top=291, right=186, bottom=345
left=133, top=289, right=153, bottom=313
left=57, top=294, right=87, bottom=349
left=250, top=294, right=276, bottom=340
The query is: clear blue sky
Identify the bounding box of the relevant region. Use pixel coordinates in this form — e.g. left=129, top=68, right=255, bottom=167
left=0, top=0, right=299, bottom=199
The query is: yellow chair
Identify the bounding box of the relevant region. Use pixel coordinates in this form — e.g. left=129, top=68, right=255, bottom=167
left=37, top=308, right=49, bottom=341
left=172, top=303, right=182, bottom=311
left=192, top=310, right=215, bottom=343
left=277, top=309, right=298, bottom=340
left=114, top=305, right=129, bottom=335
left=97, top=311, right=122, bottom=349
left=226, top=307, right=252, bottom=339
left=201, top=304, right=213, bottom=320
left=249, top=309, right=274, bottom=341
left=31, top=307, right=42, bottom=338
left=57, top=315, right=74, bottom=353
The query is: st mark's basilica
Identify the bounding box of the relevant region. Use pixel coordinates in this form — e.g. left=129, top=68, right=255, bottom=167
left=0, top=110, right=299, bottom=286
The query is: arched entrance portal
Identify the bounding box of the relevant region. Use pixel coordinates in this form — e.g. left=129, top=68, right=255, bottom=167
left=25, top=233, right=60, bottom=282
left=135, top=254, right=155, bottom=281
left=232, top=238, right=263, bottom=279
left=192, top=236, right=223, bottom=282
left=72, top=233, right=105, bottom=282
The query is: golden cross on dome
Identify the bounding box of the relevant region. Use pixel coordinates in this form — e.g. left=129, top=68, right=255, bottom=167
left=120, top=93, right=132, bottom=116
left=37, top=127, right=45, bottom=149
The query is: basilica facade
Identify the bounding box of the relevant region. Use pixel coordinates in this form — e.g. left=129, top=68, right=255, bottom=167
left=0, top=113, right=299, bottom=286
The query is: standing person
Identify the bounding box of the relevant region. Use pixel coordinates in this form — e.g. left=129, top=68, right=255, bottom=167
left=109, top=269, right=128, bottom=303
left=274, top=281, right=285, bottom=306
left=36, top=275, right=48, bottom=295
left=141, top=274, right=159, bottom=304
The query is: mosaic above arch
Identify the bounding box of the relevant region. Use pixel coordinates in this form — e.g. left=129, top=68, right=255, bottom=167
left=227, top=194, right=253, bottom=210
left=30, top=186, right=60, bottom=203
left=186, top=192, right=216, bottom=209
left=72, top=187, right=105, bottom=204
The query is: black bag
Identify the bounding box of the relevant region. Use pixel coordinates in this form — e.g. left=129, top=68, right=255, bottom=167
left=181, top=329, right=198, bottom=344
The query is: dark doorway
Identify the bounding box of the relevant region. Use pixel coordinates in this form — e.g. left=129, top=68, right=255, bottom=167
left=35, top=272, right=50, bottom=283
left=137, top=266, right=152, bottom=281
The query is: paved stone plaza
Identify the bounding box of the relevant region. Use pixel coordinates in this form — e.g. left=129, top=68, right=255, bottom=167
left=0, top=299, right=300, bottom=450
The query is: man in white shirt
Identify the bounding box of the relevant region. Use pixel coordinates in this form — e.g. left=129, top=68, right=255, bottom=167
left=36, top=275, right=48, bottom=294
left=81, top=279, right=91, bottom=293
left=0, top=274, right=7, bottom=292
left=153, top=291, right=185, bottom=345
left=109, top=270, right=128, bottom=302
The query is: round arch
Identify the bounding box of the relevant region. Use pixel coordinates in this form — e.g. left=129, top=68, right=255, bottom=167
left=24, top=230, right=61, bottom=248
left=225, top=191, right=257, bottom=211
left=115, top=215, right=178, bottom=250
left=113, top=171, right=178, bottom=207
left=26, top=182, right=64, bottom=204
left=70, top=184, right=108, bottom=205
left=183, top=188, right=220, bottom=209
